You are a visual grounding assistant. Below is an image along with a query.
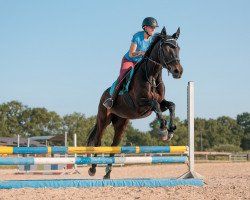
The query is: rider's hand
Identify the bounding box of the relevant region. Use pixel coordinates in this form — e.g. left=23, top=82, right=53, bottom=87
left=139, top=51, right=145, bottom=56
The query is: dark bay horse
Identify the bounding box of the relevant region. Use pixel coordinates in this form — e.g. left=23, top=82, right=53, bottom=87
left=87, top=27, right=183, bottom=179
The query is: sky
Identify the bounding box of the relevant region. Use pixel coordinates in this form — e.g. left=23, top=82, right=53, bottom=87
left=0, top=1, right=250, bottom=132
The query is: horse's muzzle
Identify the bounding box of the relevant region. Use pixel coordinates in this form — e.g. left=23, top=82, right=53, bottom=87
left=171, top=64, right=183, bottom=79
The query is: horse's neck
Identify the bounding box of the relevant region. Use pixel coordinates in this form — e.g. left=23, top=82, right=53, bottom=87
left=146, top=42, right=162, bottom=78
left=132, top=41, right=162, bottom=83
left=149, top=40, right=160, bottom=63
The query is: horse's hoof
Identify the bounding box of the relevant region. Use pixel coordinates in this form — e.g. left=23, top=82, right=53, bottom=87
left=167, top=132, right=174, bottom=141
left=158, top=129, right=169, bottom=141
left=168, top=125, right=176, bottom=132
left=103, top=174, right=110, bottom=179
left=103, top=169, right=111, bottom=179
left=88, top=168, right=96, bottom=176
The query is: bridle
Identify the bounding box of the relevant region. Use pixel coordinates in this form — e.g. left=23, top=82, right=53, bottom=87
left=159, top=38, right=180, bottom=73
left=144, top=37, right=180, bottom=84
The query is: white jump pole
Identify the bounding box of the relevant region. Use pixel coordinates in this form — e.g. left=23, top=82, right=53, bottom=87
left=17, top=135, right=20, bottom=147
left=74, top=133, right=77, bottom=168
left=64, top=131, right=68, bottom=147
left=71, top=133, right=81, bottom=174
left=188, top=81, right=195, bottom=173
left=179, top=81, right=203, bottom=179
left=17, top=134, right=20, bottom=158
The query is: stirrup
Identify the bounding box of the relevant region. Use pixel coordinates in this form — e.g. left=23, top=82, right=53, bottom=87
left=103, top=98, right=113, bottom=109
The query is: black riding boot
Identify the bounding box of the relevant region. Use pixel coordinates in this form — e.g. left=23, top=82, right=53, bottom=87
left=103, top=83, right=120, bottom=109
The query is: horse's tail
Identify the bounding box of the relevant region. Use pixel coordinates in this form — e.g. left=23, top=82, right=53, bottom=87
left=87, top=124, right=98, bottom=146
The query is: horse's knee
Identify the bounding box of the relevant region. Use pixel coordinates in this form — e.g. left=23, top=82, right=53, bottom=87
left=168, top=101, right=175, bottom=111
left=160, top=100, right=175, bottom=112
left=160, top=104, right=168, bottom=112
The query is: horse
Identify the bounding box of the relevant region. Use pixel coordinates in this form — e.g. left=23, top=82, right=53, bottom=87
left=87, top=27, right=183, bottom=179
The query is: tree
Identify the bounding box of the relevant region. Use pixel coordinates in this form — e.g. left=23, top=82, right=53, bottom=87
left=195, top=118, right=208, bottom=151
left=22, top=107, right=62, bottom=137
left=0, top=101, right=248, bottom=151
left=0, top=101, right=62, bottom=137
left=62, top=113, right=95, bottom=146
left=0, top=117, right=8, bottom=136
left=149, top=116, right=188, bottom=146
left=200, top=117, right=243, bottom=151
left=0, top=101, right=27, bottom=137
left=237, top=112, right=250, bottom=150
left=125, top=122, right=157, bottom=146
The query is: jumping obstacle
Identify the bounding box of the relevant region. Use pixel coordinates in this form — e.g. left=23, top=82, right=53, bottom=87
left=0, top=145, right=188, bottom=175
left=16, top=164, right=74, bottom=175
left=0, top=145, right=187, bottom=154
left=0, top=156, right=188, bottom=165
left=0, top=81, right=204, bottom=188
left=0, top=178, right=204, bottom=189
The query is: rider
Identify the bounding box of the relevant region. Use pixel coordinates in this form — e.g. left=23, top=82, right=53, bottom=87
left=103, top=17, right=159, bottom=109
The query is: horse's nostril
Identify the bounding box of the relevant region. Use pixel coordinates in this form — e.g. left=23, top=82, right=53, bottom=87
left=174, top=69, right=179, bottom=74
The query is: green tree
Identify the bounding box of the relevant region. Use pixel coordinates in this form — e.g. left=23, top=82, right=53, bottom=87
left=237, top=112, right=250, bottom=150
left=0, top=117, right=8, bottom=136
left=148, top=116, right=188, bottom=146
left=0, top=101, right=27, bottom=137
left=125, top=122, right=157, bottom=146
left=217, top=116, right=243, bottom=147
left=195, top=118, right=208, bottom=151
left=0, top=101, right=62, bottom=137
left=62, top=113, right=95, bottom=146
left=22, top=107, right=62, bottom=137
left=200, top=117, right=243, bottom=151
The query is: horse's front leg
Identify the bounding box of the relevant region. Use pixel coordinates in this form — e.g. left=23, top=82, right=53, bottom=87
left=160, top=99, right=176, bottom=140
left=150, top=100, right=169, bottom=141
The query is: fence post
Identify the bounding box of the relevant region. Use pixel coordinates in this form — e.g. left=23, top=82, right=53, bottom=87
left=179, top=81, right=204, bottom=179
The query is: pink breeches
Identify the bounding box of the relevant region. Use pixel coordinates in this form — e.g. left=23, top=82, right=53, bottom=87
left=118, top=56, right=136, bottom=82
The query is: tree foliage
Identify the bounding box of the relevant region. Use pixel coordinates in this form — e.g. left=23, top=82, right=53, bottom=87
left=0, top=101, right=249, bottom=151
left=237, top=112, right=250, bottom=150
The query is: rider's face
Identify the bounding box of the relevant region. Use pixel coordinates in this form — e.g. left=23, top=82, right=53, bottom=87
left=145, top=26, right=156, bottom=35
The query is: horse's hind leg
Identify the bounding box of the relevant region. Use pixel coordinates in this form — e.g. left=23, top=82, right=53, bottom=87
left=160, top=99, right=176, bottom=140
left=103, top=116, right=129, bottom=179
left=87, top=124, right=98, bottom=176
left=87, top=107, right=112, bottom=177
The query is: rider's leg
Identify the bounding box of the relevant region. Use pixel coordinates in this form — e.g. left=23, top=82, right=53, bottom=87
left=103, top=57, right=135, bottom=109
left=103, top=78, right=121, bottom=109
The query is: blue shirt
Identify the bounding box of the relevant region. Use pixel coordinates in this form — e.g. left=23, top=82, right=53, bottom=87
left=124, top=31, right=153, bottom=62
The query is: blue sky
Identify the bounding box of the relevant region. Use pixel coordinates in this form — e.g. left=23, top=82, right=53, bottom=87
left=1, top=1, right=250, bottom=131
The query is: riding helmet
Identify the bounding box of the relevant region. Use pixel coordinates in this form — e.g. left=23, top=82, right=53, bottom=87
left=142, top=17, right=159, bottom=28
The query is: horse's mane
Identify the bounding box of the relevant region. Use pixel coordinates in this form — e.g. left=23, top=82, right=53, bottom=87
left=144, top=33, right=162, bottom=58
left=136, top=33, right=170, bottom=67
left=133, top=32, right=170, bottom=73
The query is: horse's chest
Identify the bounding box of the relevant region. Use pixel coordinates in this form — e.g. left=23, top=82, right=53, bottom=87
left=146, top=84, right=164, bottom=102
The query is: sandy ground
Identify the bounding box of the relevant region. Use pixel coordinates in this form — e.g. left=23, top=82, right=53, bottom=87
left=0, top=162, right=249, bottom=200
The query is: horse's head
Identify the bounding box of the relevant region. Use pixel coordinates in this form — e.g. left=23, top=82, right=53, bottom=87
left=158, top=27, right=183, bottom=79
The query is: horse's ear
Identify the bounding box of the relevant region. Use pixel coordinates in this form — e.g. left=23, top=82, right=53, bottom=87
left=172, top=27, right=180, bottom=40
left=161, top=26, right=167, bottom=35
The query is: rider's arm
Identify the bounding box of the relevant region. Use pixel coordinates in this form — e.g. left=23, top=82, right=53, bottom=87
left=129, top=42, right=145, bottom=58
